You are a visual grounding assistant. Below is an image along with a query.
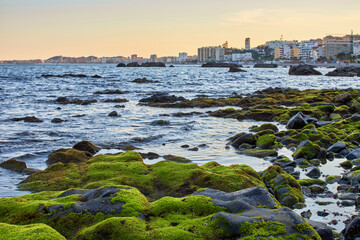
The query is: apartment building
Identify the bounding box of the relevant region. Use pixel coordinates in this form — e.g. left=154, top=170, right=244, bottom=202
left=198, top=46, right=224, bottom=62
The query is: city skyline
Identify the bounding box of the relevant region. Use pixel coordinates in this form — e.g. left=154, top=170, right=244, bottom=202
left=1, top=0, right=360, bottom=60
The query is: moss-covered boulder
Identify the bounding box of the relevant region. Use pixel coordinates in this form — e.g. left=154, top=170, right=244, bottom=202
left=21, top=151, right=265, bottom=201
left=261, top=165, right=304, bottom=208
left=256, top=134, right=277, bottom=149
left=73, top=141, right=100, bottom=155
left=0, top=159, right=27, bottom=173
left=46, top=148, right=92, bottom=165
left=250, top=123, right=279, bottom=133
left=240, top=149, right=278, bottom=158
left=0, top=223, right=66, bottom=240
left=292, top=140, right=323, bottom=160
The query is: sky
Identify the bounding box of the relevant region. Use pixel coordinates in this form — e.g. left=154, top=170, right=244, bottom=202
left=0, top=0, right=360, bottom=60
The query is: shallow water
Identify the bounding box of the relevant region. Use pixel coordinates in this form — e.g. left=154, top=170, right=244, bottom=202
left=0, top=64, right=358, bottom=232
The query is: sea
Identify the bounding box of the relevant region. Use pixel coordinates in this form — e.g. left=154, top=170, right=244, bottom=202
left=0, top=64, right=359, bottom=231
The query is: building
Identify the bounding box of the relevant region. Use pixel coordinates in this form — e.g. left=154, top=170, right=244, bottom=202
left=274, top=44, right=291, bottom=60
left=310, top=46, right=325, bottom=60
left=131, top=54, right=138, bottom=62
left=178, top=52, right=188, bottom=63
left=101, top=57, right=107, bottom=64
left=354, top=41, right=360, bottom=56
left=198, top=46, right=224, bottom=62
left=291, top=48, right=299, bottom=59
left=245, top=38, right=250, bottom=50
left=299, top=41, right=318, bottom=60
left=232, top=52, right=252, bottom=61
left=150, top=54, right=157, bottom=62
left=323, top=36, right=351, bottom=60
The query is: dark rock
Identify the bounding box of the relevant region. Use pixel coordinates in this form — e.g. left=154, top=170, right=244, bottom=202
left=201, top=62, right=242, bottom=68
left=351, top=114, right=360, bottom=122
left=181, top=144, right=189, bottom=148
left=340, top=160, right=353, bottom=169
left=94, top=89, right=125, bottom=94
left=169, top=65, right=174, bottom=67
left=116, top=63, right=126, bottom=67
left=139, top=152, right=160, bottom=160
left=327, top=142, right=347, bottom=153
left=163, top=155, right=191, bottom=163
left=309, top=184, right=325, bottom=194
left=342, top=217, right=360, bottom=240
left=346, top=148, right=360, bottom=160
left=73, top=141, right=100, bottom=155
left=333, top=93, right=352, bottom=105
left=11, top=116, right=43, bottom=123
left=22, top=168, right=39, bottom=175
left=305, top=166, right=321, bottom=179
left=46, top=148, right=92, bottom=165
left=108, top=111, right=118, bottom=117
left=140, top=62, right=166, bottom=67
left=55, top=97, right=97, bottom=105
left=317, top=210, right=330, bottom=217
left=253, top=63, right=278, bottom=68
left=114, top=105, right=125, bottom=108
left=326, top=66, right=360, bottom=77
left=91, top=75, right=102, bottom=78
left=126, top=62, right=140, bottom=67
left=307, top=219, right=334, bottom=240
left=51, top=118, right=64, bottom=123
left=0, top=159, right=27, bottom=173
left=289, top=65, right=322, bottom=75
left=139, top=93, right=186, bottom=103
left=228, top=67, right=246, bottom=72
left=301, top=210, right=312, bottom=219
left=150, top=120, right=170, bottom=125
left=41, top=74, right=88, bottom=78
left=188, top=147, right=199, bottom=151
left=104, top=98, right=128, bottom=103
left=315, top=121, right=332, bottom=127
left=231, top=133, right=256, bottom=148
left=286, top=112, right=308, bottom=129
left=132, top=77, right=159, bottom=83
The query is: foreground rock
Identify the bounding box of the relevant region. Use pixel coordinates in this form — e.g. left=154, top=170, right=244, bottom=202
left=72, top=141, right=100, bottom=155
left=228, top=66, right=246, bottom=72
left=326, top=66, right=360, bottom=77
left=46, top=148, right=92, bottom=165
left=0, top=223, right=66, bottom=240
left=342, top=216, right=360, bottom=240
left=0, top=159, right=27, bottom=173
left=289, top=65, right=322, bottom=76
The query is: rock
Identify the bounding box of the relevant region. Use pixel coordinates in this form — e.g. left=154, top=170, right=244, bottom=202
left=255, top=134, right=276, bottom=149
left=307, top=219, right=334, bottom=240
left=250, top=123, right=279, bottom=133
left=342, top=217, right=360, bottom=240
left=326, top=66, right=360, bottom=77
left=188, top=147, right=199, bottom=151
left=309, top=184, right=325, bottom=194
left=253, top=63, right=278, bottom=68
left=293, top=140, right=322, bottom=160
left=0, top=159, right=27, bottom=173
left=139, top=152, right=160, bottom=160
left=231, top=133, right=256, bottom=148
left=139, top=93, right=186, bottom=104
left=240, top=149, right=278, bottom=158
left=317, top=210, right=330, bottom=217
left=132, top=77, right=159, bottom=83
left=51, top=118, right=64, bottom=123
left=11, top=116, right=43, bottom=123
left=116, top=63, right=126, bottom=67
left=338, top=193, right=358, bottom=201
left=94, top=89, right=125, bottom=94
left=72, top=141, right=100, bottom=155
left=169, top=65, right=174, bottom=67
left=347, top=148, right=360, bottom=160
left=194, top=186, right=278, bottom=209
left=181, top=144, right=189, bottom=148
left=327, top=142, right=347, bottom=153
left=201, top=62, right=242, bottom=68
left=150, top=120, right=170, bottom=125
left=228, top=66, right=246, bottom=72
left=333, top=93, right=352, bottom=105
left=140, top=62, right=166, bottom=67
left=41, top=74, right=88, bottom=78
left=340, top=200, right=355, bottom=207
left=126, top=62, right=140, bottom=67
left=108, top=111, right=119, bottom=117
left=325, top=175, right=341, bottom=184
left=340, top=160, right=353, bottom=169
left=289, top=65, right=322, bottom=75
left=305, top=166, right=321, bottom=179
left=104, top=98, right=128, bottom=103
left=22, top=168, right=39, bottom=175
left=55, top=97, right=97, bottom=105
left=163, top=155, right=191, bottom=163
left=301, top=210, right=312, bottom=219
left=286, top=112, right=308, bottom=129
left=46, top=148, right=92, bottom=165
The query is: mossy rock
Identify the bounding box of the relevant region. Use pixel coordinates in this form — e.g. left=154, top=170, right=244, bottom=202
left=20, top=151, right=265, bottom=201
left=325, top=175, right=341, bottom=184
left=261, top=165, right=304, bottom=208
left=297, top=179, right=326, bottom=186
left=163, top=155, right=191, bottom=163
left=292, top=141, right=322, bottom=160
left=0, top=223, right=66, bottom=240
left=340, top=160, right=353, bottom=169
left=0, top=159, right=27, bottom=173
left=255, top=134, right=277, bottom=149
left=76, top=217, right=147, bottom=240
left=46, top=148, right=92, bottom=165
left=250, top=123, right=279, bottom=133
left=240, top=149, right=278, bottom=158
left=73, top=141, right=100, bottom=155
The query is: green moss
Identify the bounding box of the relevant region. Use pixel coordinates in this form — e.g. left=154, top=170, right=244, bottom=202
left=238, top=219, right=287, bottom=238
left=76, top=217, right=147, bottom=240
left=256, top=134, right=277, bottom=149
left=292, top=141, right=321, bottom=160
left=251, top=123, right=279, bottom=133
left=240, top=149, right=278, bottom=158
left=163, top=155, right=192, bottom=163
left=297, top=179, right=326, bottom=186
left=0, top=223, right=66, bottom=240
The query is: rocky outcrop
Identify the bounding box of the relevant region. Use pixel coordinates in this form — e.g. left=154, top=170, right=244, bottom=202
left=116, top=63, right=126, bottom=67
left=46, top=148, right=92, bottom=165
left=55, top=97, right=97, bottom=105
left=125, top=62, right=166, bottom=67
left=11, top=116, right=43, bottom=123
left=132, top=78, right=159, bottom=83
left=286, top=112, right=308, bottom=129
left=201, top=62, right=242, bottom=68
left=41, top=74, right=101, bottom=78
left=139, top=93, right=186, bottom=104
left=253, top=63, right=278, bottom=68
left=72, top=141, right=100, bottom=155
left=0, top=159, right=27, bottom=173
left=289, top=65, right=322, bottom=75
left=342, top=217, right=360, bottom=240
left=325, top=66, right=360, bottom=77
left=228, top=66, right=247, bottom=72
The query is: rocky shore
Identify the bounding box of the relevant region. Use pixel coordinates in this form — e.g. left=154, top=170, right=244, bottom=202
left=2, top=87, right=360, bottom=239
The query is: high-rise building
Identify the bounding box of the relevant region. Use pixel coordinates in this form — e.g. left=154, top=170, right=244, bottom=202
left=150, top=54, right=157, bottom=62
left=198, top=46, right=224, bottom=62
left=178, top=52, right=188, bottom=63
left=131, top=54, right=137, bottom=62
left=245, top=38, right=250, bottom=50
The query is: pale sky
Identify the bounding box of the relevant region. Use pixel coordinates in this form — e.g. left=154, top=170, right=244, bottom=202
left=1, top=0, right=359, bottom=60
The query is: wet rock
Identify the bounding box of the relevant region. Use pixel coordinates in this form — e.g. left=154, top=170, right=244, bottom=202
left=163, top=155, right=191, bottom=163
left=289, top=65, right=322, bottom=75
left=309, top=184, right=325, bottom=194
left=325, top=175, right=341, bottom=184
left=228, top=66, right=246, bottom=72
left=326, top=66, right=360, bottom=77
left=116, top=63, right=126, bottom=67
left=140, top=62, right=166, bottom=67
left=41, top=74, right=88, bottom=78
left=253, top=63, right=278, bottom=68
left=0, top=159, right=27, bottom=173
left=139, top=93, right=186, bottom=103
left=337, top=184, right=351, bottom=192
left=327, top=142, right=347, bottom=153
left=55, top=97, right=97, bottom=105
left=293, top=140, right=322, bottom=160
left=231, top=133, right=256, bottom=148
left=240, top=149, right=278, bottom=158
left=51, top=118, right=64, bottom=123
left=188, top=147, right=199, bottom=151
left=339, top=148, right=351, bottom=158
left=91, top=75, right=102, bottom=78
left=256, top=134, right=276, bottom=149
left=94, top=89, right=125, bottom=94
left=315, top=121, right=332, bottom=127
left=333, top=93, right=352, bottom=105
left=132, top=77, right=159, bottom=83
left=139, top=152, right=160, bottom=160
left=286, top=112, right=308, bottom=129
left=150, top=120, right=170, bottom=125
left=169, top=65, right=174, bottom=67
left=250, top=123, right=279, bottom=133
left=307, top=219, right=334, bottom=240
left=126, top=62, right=140, bottom=67
left=305, top=166, right=321, bottom=179
left=301, top=210, right=312, bottom=219
left=180, top=144, right=189, bottom=148
left=341, top=217, right=360, bottom=240
left=317, top=210, right=330, bottom=217
left=340, top=200, right=355, bottom=207
left=22, top=168, right=39, bottom=175
left=108, top=111, right=119, bottom=117
left=347, top=148, right=360, bottom=160
left=201, top=62, right=242, bottom=68
left=11, top=116, right=43, bottom=123
left=340, top=160, right=353, bottom=169
left=338, top=193, right=358, bottom=201
left=72, top=141, right=100, bottom=155
left=46, top=148, right=92, bottom=165
left=104, top=98, right=129, bottom=103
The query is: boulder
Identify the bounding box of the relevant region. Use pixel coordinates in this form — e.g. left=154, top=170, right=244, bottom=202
left=307, top=219, right=334, bottom=240
left=116, top=63, right=126, bottom=67
left=240, top=149, right=278, bottom=158
left=326, top=66, right=360, bottom=77
left=126, top=62, right=140, bottom=67
left=0, top=159, right=27, bottom=173
left=228, top=66, right=246, bottom=72
left=132, top=77, right=159, bottom=83
left=346, top=148, right=360, bottom=160
left=201, top=62, right=242, bottom=68
left=139, top=93, right=186, bottom=103
left=327, top=142, right=347, bottom=153
left=231, top=133, right=256, bottom=148
left=255, top=134, right=276, bottom=149
left=46, top=148, right=92, bottom=165
left=140, top=62, right=165, bottom=67
left=108, top=111, right=119, bottom=117
left=11, top=116, right=43, bottom=123
left=286, top=112, right=308, bottom=129
left=253, top=63, right=278, bottom=68
left=72, top=141, right=100, bottom=155
left=250, top=123, right=279, bottom=133
left=341, top=217, right=360, bottom=240
left=293, top=140, right=322, bottom=160
left=289, top=65, right=322, bottom=75
left=305, top=166, right=321, bottom=179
